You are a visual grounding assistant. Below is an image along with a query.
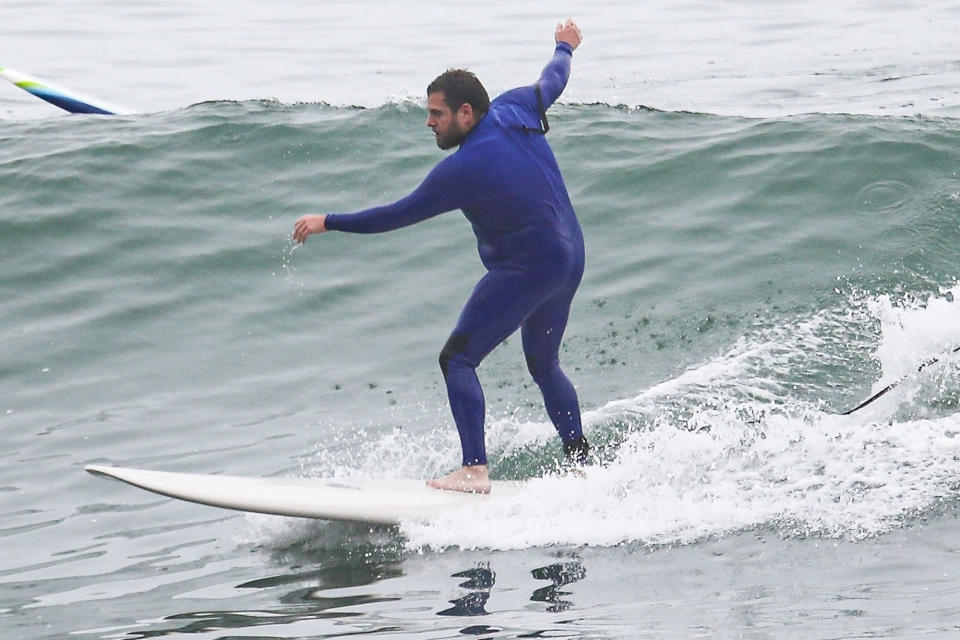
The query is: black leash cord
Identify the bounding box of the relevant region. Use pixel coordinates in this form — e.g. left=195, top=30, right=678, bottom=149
left=515, top=82, right=550, bottom=135
left=841, top=344, right=960, bottom=415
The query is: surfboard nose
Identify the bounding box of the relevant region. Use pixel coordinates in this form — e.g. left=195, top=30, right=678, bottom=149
left=1, top=65, right=136, bottom=115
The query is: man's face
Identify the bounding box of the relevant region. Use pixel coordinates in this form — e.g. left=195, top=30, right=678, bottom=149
left=426, top=91, right=467, bottom=150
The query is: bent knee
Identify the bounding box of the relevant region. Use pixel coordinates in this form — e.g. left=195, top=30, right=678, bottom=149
left=526, top=352, right=561, bottom=383
left=439, top=333, right=471, bottom=377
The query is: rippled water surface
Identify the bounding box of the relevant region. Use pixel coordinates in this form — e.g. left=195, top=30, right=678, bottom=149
left=4, top=2, right=960, bottom=638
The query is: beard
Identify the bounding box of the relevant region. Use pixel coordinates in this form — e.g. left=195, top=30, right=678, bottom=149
left=434, top=120, right=466, bottom=150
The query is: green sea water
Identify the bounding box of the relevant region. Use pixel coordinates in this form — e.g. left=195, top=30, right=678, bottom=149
left=5, top=103, right=959, bottom=418
left=4, top=101, right=960, bottom=637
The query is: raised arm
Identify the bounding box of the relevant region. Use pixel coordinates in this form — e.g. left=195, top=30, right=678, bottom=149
left=538, top=19, right=583, bottom=108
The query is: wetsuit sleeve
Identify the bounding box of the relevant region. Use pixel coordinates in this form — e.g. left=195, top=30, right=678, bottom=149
left=537, top=42, right=574, bottom=109
left=494, top=42, right=573, bottom=119
left=325, top=155, right=465, bottom=233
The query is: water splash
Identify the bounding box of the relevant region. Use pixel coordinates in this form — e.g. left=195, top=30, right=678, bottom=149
left=398, top=288, right=960, bottom=550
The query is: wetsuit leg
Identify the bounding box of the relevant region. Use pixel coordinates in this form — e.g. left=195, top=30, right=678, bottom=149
left=439, top=267, right=561, bottom=466
left=521, top=274, right=584, bottom=447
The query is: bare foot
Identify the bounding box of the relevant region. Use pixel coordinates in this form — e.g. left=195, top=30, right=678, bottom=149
left=426, top=465, right=491, bottom=494
left=563, top=465, right=587, bottom=479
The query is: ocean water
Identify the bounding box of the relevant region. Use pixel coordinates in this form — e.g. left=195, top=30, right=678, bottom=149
left=4, top=2, right=960, bottom=639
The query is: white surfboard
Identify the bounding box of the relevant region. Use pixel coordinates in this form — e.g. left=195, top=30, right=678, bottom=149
left=85, top=465, right=522, bottom=525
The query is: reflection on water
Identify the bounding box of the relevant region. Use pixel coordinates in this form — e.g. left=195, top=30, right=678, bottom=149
left=437, top=566, right=495, bottom=616
left=94, top=548, right=587, bottom=639
left=437, top=558, right=587, bottom=634
left=122, top=600, right=399, bottom=639
left=530, top=561, right=587, bottom=613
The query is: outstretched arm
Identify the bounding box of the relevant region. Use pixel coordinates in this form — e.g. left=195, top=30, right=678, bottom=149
left=293, top=154, right=466, bottom=243
left=538, top=19, right=583, bottom=108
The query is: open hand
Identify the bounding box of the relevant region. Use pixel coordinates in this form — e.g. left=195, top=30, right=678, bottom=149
left=293, top=214, right=327, bottom=244
left=555, top=18, right=583, bottom=50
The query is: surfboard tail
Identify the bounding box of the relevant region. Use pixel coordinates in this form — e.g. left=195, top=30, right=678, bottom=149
left=0, top=66, right=136, bottom=115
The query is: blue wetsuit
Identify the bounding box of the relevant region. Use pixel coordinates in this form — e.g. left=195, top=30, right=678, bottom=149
left=325, top=42, right=585, bottom=466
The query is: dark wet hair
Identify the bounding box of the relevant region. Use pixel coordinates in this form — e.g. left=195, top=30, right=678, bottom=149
left=427, top=69, right=490, bottom=117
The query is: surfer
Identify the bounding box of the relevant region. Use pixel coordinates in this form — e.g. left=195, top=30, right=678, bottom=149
left=294, top=19, right=589, bottom=493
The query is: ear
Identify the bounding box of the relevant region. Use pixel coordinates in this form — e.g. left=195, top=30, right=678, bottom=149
left=458, top=102, right=475, bottom=124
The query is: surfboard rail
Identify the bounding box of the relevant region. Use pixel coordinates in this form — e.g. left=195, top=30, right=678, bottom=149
left=86, top=464, right=522, bottom=525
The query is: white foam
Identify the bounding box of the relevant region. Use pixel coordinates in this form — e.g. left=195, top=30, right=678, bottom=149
left=399, top=288, right=960, bottom=550
left=258, top=288, right=960, bottom=551
left=869, top=284, right=960, bottom=389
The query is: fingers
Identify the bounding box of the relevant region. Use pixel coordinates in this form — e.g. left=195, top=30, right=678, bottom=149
left=555, top=18, right=583, bottom=49
left=293, top=217, right=307, bottom=244
left=293, top=216, right=313, bottom=244
left=293, top=214, right=328, bottom=244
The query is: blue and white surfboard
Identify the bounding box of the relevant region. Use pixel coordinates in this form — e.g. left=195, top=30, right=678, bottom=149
left=0, top=65, right=135, bottom=115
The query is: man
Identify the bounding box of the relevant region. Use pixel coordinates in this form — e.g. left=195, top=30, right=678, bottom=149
left=293, top=19, right=589, bottom=493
